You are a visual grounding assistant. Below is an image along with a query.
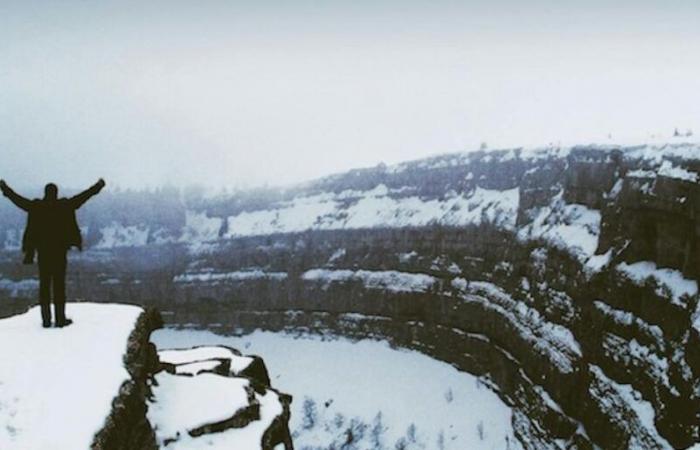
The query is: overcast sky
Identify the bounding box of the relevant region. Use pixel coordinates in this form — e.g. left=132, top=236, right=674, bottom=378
left=1, top=0, right=699, bottom=191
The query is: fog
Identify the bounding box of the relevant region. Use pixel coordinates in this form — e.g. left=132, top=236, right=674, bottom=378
left=1, top=0, right=699, bottom=191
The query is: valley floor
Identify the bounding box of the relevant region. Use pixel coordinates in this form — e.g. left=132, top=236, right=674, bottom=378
left=151, top=328, right=520, bottom=450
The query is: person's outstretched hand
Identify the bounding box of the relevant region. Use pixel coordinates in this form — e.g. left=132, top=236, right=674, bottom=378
left=96, top=178, right=106, bottom=189
left=0, top=179, right=7, bottom=194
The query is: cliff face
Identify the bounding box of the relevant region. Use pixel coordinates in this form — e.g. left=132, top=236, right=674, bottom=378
left=92, top=305, right=162, bottom=450
left=1, top=143, right=699, bottom=449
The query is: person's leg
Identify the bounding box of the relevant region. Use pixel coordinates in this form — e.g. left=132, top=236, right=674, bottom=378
left=23, top=248, right=35, bottom=265
left=53, top=251, right=68, bottom=325
left=37, top=251, right=52, bottom=327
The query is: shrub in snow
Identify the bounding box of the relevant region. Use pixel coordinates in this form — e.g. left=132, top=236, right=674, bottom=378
left=393, top=424, right=421, bottom=450
left=444, top=388, right=454, bottom=403
left=371, top=412, right=387, bottom=448
left=406, top=423, right=418, bottom=443
left=342, top=417, right=368, bottom=449
left=332, top=412, right=345, bottom=430
left=302, top=397, right=318, bottom=430
left=437, top=431, right=446, bottom=450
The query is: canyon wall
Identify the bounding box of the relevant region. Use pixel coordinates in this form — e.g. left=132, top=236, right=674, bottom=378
left=1, top=143, right=698, bottom=449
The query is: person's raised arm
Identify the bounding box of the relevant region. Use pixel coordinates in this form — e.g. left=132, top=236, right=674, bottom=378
left=0, top=180, right=32, bottom=211
left=70, top=178, right=106, bottom=209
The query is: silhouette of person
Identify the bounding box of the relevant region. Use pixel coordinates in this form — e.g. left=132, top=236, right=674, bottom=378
left=0, top=179, right=105, bottom=328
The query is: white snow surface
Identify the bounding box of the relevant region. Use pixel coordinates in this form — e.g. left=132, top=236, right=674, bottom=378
left=151, top=329, right=521, bottom=450
left=584, top=249, right=612, bottom=274
left=147, top=372, right=251, bottom=442
left=159, top=346, right=254, bottom=374
left=302, top=269, right=437, bottom=293
left=0, top=303, right=143, bottom=450
left=154, top=383, right=283, bottom=450
left=172, top=360, right=224, bottom=376
left=226, top=184, right=519, bottom=237
left=617, top=261, right=698, bottom=306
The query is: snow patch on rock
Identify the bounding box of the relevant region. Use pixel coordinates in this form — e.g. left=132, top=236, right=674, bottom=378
left=617, top=261, right=698, bottom=306
left=96, top=223, right=150, bottom=248
left=159, top=346, right=254, bottom=374
left=452, top=280, right=581, bottom=374
left=518, top=193, right=601, bottom=261
left=302, top=269, right=437, bottom=293
left=173, top=270, right=288, bottom=284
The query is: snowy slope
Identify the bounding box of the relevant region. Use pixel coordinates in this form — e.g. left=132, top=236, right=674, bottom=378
left=0, top=303, right=143, bottom=450
left=225, top=184, right=520, bottom=237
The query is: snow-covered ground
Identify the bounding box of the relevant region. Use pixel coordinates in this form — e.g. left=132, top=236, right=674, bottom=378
left=151, top=329, right=521, bottom=450
left=225, top=184, right=520, bottom=238
left=149, top=371, right=284, bottom=450
left=148, top=372, right=252, bottom=441
left=0, top=303, right=142, bottom=450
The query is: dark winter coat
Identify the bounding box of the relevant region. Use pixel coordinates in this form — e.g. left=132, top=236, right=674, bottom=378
left=2, top=181, right=104, bottom=256
left=22, top=198, right=85, bottom=252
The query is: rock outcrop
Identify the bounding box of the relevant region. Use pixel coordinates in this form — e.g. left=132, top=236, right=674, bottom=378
left=149, top=345, right=293, bottom=449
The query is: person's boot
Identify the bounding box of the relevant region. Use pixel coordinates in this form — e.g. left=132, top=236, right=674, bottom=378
left=40, top=302, right=51, bottom=328
left=54, top=302, right=70, bottom=328
left=55, top=318, right=73, bottom=328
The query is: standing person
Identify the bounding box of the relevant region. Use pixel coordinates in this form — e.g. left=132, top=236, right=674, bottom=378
left=0, top=179, right=105, bottom=327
